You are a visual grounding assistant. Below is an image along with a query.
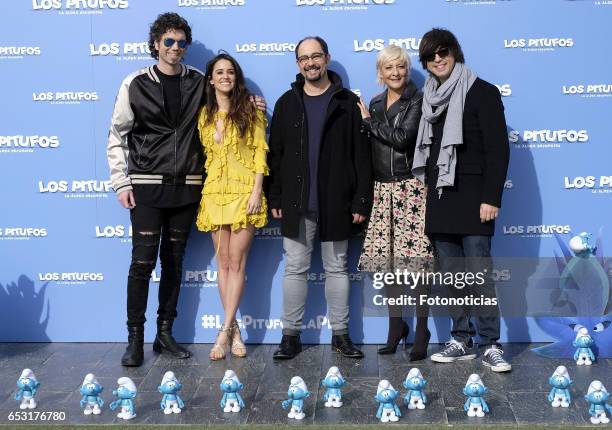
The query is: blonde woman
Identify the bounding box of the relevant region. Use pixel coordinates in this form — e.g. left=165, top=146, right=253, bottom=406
left=357, top=45, right=433, bottom=360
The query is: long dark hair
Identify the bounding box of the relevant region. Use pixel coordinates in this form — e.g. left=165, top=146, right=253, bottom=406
left=204, top=53, right=257, bottom=138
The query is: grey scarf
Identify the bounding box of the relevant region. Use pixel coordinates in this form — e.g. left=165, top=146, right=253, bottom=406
left=412, top=63, right=477, bottom=197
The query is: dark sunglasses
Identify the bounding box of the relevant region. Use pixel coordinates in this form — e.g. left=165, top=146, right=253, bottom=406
left=163, top=38, right=187, bottom=49
left=423, top=47, right=450, bottom=62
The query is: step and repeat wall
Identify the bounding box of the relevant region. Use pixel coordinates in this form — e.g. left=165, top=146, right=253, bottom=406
left=1, top=0, right=611, bottom=346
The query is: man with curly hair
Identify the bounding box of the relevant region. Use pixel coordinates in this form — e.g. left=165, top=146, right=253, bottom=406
left=107, top=12, right=205, bottom=366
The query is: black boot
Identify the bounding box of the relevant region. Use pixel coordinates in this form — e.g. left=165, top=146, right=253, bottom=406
left=409, top=318, right=431, bottom=361
left=410, top=286, right=431, bottom=361
left=273, top=334, right=302, bottom=360
left=121, top=325, right=144, bottom=367
left=153, top=320, right=191, bottom=359
left=331, top=334, right=364, bottom=359
left=378, top=319, right=409, bottom=355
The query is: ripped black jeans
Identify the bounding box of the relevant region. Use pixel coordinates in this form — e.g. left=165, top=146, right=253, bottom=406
left=127, top=203, right=198, bottom=327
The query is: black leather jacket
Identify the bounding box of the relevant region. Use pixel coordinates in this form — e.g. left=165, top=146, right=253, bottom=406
left=362, top=81, right=422, bottom=182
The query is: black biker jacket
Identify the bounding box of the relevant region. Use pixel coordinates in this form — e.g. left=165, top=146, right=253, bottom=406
left=107, top=64, right=205, bottom=194
left=362, top=81, right=422, bottom=182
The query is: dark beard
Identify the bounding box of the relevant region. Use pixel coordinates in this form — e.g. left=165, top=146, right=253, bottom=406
left=304, top=68, right=323, bottom=82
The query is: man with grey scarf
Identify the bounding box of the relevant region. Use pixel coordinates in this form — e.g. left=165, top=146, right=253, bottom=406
left=412, top=28, right=511, bottom=372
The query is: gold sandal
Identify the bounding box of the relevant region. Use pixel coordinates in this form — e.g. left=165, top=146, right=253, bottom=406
left=230, top=321, right=247, bottom=358
left=210, top=324, right=231, bottom=361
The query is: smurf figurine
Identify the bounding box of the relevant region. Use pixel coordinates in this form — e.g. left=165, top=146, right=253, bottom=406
left=15, top=369, right=40, bottom=410
left=573, top=327, right=595, bottom=365
left=219, top=370, right=245, bottom=413
left=547, top=366, right=572, bottom=408
left=158, top=371, right=184, bottom=414
left=569, top=232, right=597, bottom=257
left=463, top=374, right=489, bottom=417
left=403, top=368, right=428, bottom=410
left=109, top=377, right=137, bottom=420
left=585, top=381, right=612, bottom=425
left=321, top=366, right=346, bottom=408
left=79, top=373, right=104, bottom=415
left=281, top=376, right=311, bottom=420
left=375, top=380, right=401, bottom=423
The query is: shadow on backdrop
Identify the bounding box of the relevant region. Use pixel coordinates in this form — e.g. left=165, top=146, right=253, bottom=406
left=184, top=40, right=216, bottom=73
left=170, top=225, right=215, bottom=343
left=0, top=275, right=50, bottom=342
left=239, top=220, right=284, bottom=343
left=495, top=125, right=541, bottom=351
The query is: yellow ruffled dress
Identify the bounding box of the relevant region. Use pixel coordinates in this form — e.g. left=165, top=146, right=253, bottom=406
left=196, top=110, right=269, bottom=232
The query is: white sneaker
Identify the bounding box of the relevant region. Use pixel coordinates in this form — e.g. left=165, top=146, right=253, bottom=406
left=482, top=346, right=512, bottom=372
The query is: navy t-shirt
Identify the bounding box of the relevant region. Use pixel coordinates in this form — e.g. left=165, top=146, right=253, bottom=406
left=303, top=85, right=333, bottom=212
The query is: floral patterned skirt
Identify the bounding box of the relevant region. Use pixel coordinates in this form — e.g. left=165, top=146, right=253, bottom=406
left=358, top=178, right=433, bottom=273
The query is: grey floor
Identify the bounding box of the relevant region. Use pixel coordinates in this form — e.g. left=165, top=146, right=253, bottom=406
left=0, top=342, right=609, bottom=426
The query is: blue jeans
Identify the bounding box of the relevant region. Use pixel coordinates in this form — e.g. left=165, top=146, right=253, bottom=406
left=432, top=234, right=501, bottom=348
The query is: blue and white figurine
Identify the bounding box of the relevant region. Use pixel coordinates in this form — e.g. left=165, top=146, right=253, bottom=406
left=375, top=380, right=401, bottom=423
left=158, top=371, right=184, bottom=414
left=547, top=366, right=572, bottom=408
left=321, top=366, right=346, bottom=408
left=403, top=368, right=427, bottom=410
left=220, top=370, right=245, bottom=413
left=463, top=374, right=489, bottom=417
left=585, top=381, right=612, bottom=425
left=573, top=327, right=595, bottom=365
left=109, top=377, right=137, bottom=420
left=568, top=232, right=597, bottom=257
left=281, top=376, right=310, bottom=420
left=15, top=369, right=40, bottom=410
left=79, top=373, right=104, bottom=415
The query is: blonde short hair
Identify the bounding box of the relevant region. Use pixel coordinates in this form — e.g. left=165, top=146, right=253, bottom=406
left=376, top=45, right=411, bottom=85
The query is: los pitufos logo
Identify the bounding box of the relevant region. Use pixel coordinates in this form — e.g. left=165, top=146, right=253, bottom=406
left=32, top=0, right=128, bottom=10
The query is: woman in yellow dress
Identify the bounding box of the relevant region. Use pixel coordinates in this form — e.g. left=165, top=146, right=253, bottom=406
left=196, top=53, right=268, bottom=360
